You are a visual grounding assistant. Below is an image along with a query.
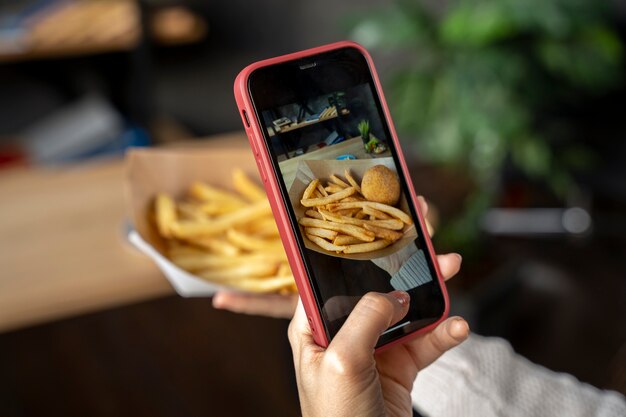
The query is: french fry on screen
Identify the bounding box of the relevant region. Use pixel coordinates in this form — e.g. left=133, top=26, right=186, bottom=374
left=343, top=239, right=392, bottom=254
left=300, top=186, right=356, bottom=207
left=344, top=169, right=362, bottom=194
left=329, top=174, right=349, bottom=188
left=306, top=234, right=346, bottom=252
left=297, top=169, right=414, bottom=256
left=299, top=217, right=375, bottom=242
left=328, top=201, right=413, bottom=225
left=305, top=227, right=338, bottom=240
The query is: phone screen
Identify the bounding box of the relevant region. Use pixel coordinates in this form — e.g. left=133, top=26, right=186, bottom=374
left=248, top=47, right=445, bottom=346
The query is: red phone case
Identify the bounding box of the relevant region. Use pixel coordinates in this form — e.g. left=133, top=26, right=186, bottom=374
left=234, top=41, right=449, bottom=350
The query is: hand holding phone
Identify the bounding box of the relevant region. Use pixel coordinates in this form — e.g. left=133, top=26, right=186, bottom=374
left=234, top=41, right=451, bottom=349
left=288, top=290, right=469, bottom=417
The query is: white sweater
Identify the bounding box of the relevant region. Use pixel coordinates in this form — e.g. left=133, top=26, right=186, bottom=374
left=412, top=334, right=626, bottom=417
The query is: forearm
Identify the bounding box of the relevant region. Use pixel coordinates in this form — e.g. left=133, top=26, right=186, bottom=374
left=411, top=334, right=626, bottom=417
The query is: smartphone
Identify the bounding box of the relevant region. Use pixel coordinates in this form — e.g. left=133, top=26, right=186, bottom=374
left=234, top=41, right=449, bottom=350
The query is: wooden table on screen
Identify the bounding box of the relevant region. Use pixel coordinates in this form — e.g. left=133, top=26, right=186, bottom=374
left=0, top=132, right=248, bottom=333
left=278, top=136, right=391, bottom=188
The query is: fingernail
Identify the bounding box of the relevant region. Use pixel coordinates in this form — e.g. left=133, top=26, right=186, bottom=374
left=454, top=253, right=463, bottom=263
left=447, top=317, right=469, bottom=340
left=390, top=291, right=410, bottom=306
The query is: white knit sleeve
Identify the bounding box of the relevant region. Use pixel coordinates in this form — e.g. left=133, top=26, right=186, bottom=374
left=411, top=334, right=626, bottom=417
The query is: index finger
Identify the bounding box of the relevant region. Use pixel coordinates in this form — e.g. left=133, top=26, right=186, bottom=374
left=288, top=299, right=317, bottom=359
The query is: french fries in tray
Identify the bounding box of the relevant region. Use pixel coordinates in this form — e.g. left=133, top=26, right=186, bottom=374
left=154, top=169, right=296, bottom=294
left=299, top=169, right=411, bottom=254
left=290, top=159, right=418, bottom=261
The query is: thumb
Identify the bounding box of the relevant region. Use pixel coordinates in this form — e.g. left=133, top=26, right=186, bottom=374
left=404, top=316, right=470, bottom=370
left=329, top=291, right=410, bottom=362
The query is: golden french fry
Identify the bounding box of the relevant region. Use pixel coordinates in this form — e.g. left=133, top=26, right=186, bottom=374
left=316, top=183, right=328, bottom=197
left=233, top=168, right=266, bottom=201
left=155, top=193, right=177, bottom=238
left=204, top=275, right=295, bottom=293
left=187, top=236, right=240, bottom=256
left=335, top=208, right=360, bottom=217
left=226, top=228, right=284, bottom=251
left=197, top=261, right=277, bottom=280
left=170, top=252, right=285, bottom=271
left=329, top=174, right=349, bottom=188
left=189, top=181, right=246, bottom=206
left=243, top=217, right=279, bottom=236
left=343, top=239, right=392, bottom=254
left=177, top=201, right=208, bottom=222
left=306, top=234, right=346, bottom=252
left=279, top=285, right=294, bottom=295
left=313, top=190, right=323, bottom=198
left=355, top=211, right=368, bottom=219
left=299, top=217, right=374, bottom=242
left=253, top=247, right=289, bottom=261
left=199, top=201, right=246, bottom=215
left=327, top=201, right=413, bottom=225
left=301, top=187, right=356, bottom=207
left=305, top=227, right=338, bottom=240
left=318, top=210, right=404, bottom=230
left=340, top=196, right=363, bottom=203
left=362, top=206, right=391, bottom=220
left=302, top=179, right=320, bottom=200
left=283, top=283, right=298, bottom=294
left=167, top=241, right=207, bottom=257
left=172, top=199, right=271, bottom=237
left=333, top=235, right=364, bottom=246
left=305, top=209, right=324, bottom=220
left=277, top=262, right=291, bottom=277
left=363, top=223, right=403, bottom=241
left=324, top=185, right=345, bottom=194
left=344, top=169, right=362, bottom=194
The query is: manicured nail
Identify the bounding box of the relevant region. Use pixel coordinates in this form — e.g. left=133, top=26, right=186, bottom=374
left=390, top=290, right=410, bottom=306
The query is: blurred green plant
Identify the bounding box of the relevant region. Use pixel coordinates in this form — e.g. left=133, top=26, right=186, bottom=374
left=358, top=119, right=371, bottom=140
left=349, top=0, right=623, bottom=249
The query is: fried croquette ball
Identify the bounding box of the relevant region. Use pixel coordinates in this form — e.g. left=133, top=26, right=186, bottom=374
left=360, top=165, right=400, bottom=205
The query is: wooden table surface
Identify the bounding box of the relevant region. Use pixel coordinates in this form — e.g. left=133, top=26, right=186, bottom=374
left=0, top=132, right=249, bottom=333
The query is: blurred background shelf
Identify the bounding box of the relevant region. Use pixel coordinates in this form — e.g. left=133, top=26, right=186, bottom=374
left=0, top=0, right=141, bottom=63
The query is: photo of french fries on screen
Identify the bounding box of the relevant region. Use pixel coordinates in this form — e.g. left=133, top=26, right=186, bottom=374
left=152, top=169, right=296, bottom=294
left=289, top=158, right=418, bottom=261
